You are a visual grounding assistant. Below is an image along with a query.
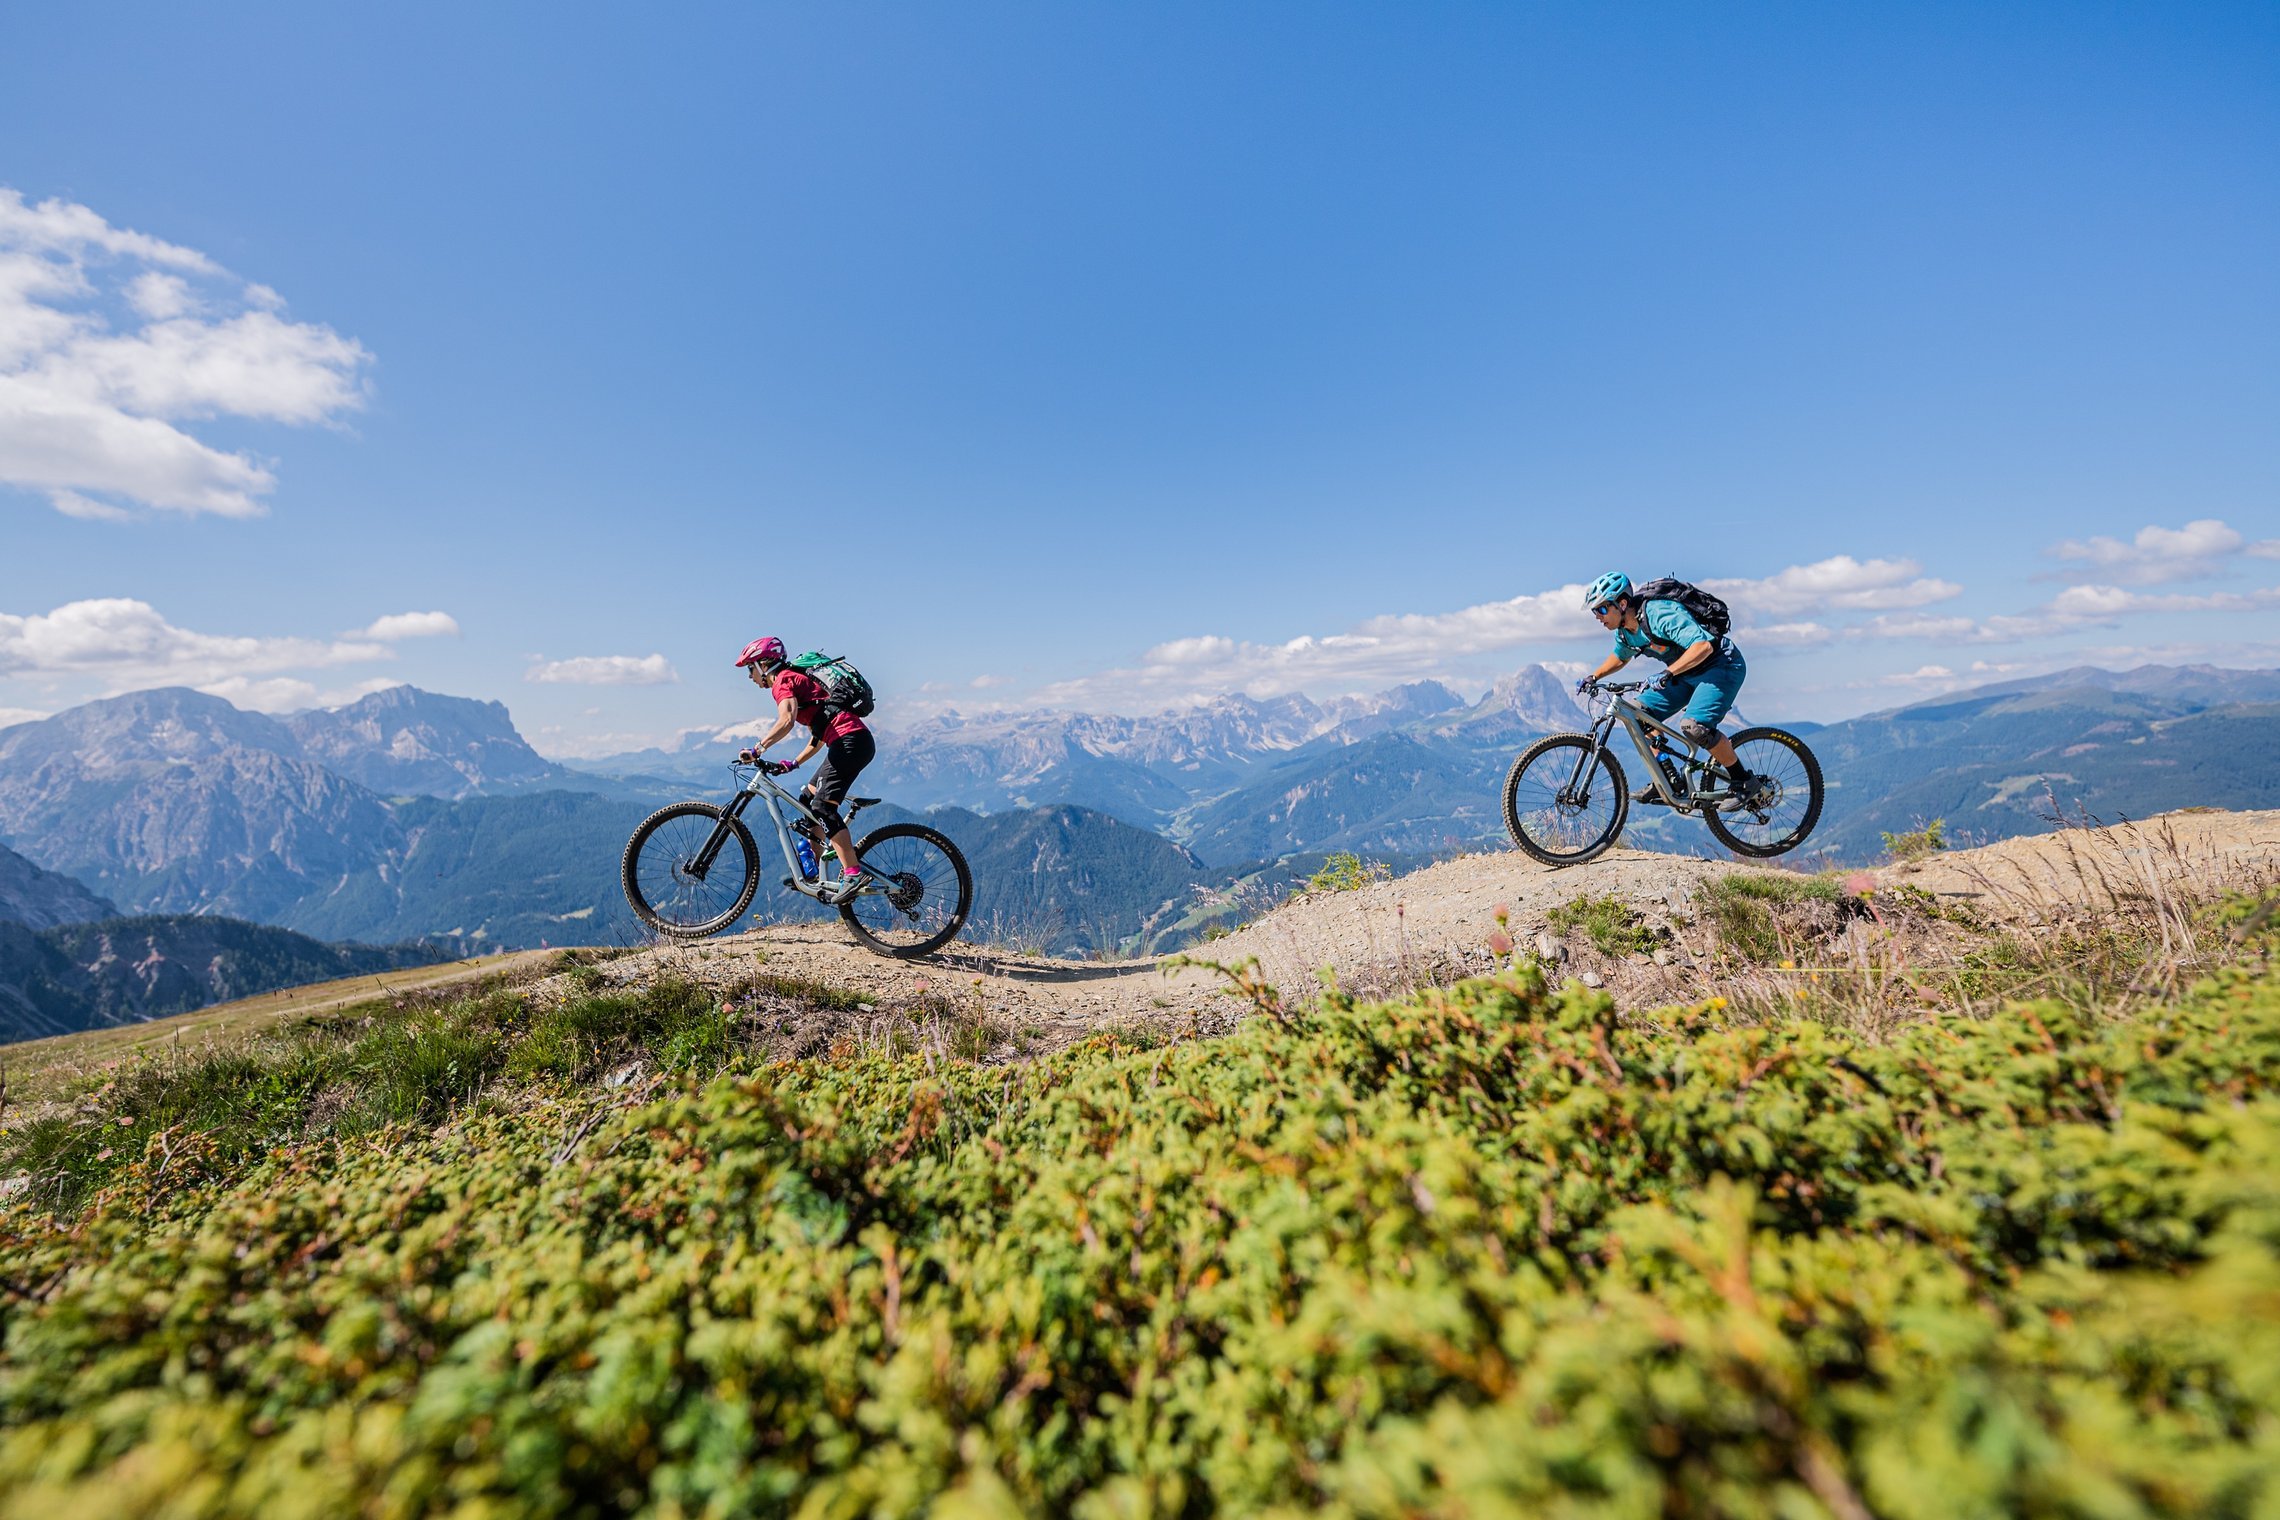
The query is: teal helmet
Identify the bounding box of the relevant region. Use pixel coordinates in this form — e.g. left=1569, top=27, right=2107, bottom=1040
left=1584, top=571, right=1632, bottom=611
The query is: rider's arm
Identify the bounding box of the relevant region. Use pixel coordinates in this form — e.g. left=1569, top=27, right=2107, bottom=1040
left=1588, top=652, right=1629, bottom=681
left=755, top=696, right=800, bottom=752
left=1664, top=640, right=1719, bottom=678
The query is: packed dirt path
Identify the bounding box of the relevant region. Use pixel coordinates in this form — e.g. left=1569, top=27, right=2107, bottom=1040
left=562, top=808, right=2280, bottom=1049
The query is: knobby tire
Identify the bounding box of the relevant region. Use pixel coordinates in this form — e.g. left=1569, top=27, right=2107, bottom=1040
left=839, top=821, right=973, bottom=958
left=1503, top=733, right=1630, bottom=866
left=1701, top=726, right=1825, bottom=858
left=622, top=801, right=761, bottom=939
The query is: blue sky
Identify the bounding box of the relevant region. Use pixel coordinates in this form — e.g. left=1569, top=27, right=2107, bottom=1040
left=2, top=2, right=2274, bottom=753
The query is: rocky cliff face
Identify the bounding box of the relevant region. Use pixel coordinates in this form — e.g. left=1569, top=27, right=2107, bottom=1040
left=286, top=685, right=568, bottom=799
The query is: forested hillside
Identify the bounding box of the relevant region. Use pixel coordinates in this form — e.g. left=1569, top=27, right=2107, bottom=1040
left=0, top=916, right=444, bottom=1045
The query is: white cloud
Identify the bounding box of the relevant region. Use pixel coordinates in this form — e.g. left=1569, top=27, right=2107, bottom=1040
left=0, top=705, right=48, bottom=730
left=357, top=610, right=459, bottom=640
left=1743, top=621, right=1836, bottom=648
left=1971, top=583, right=2280, bottom=643
left=2048, top=518, right=2280, bottom=585
left=126, top=271, right=193, bottom=320
left=1848, top=613, right=1980, bottom=642
left=0, top=187, right=370, bottom=519
left=0, top=597, right=389, bottom=689
left=48, top=489, right=132, bottom=522
left=1705, top=555, right=1961, bottom=619
left=525, top=654, right=680, bottom=686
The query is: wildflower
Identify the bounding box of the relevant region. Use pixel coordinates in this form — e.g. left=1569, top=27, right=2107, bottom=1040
left=1844, top=872, right=1877, bottom=897
left=1487, top=931, right=1514, bottom=957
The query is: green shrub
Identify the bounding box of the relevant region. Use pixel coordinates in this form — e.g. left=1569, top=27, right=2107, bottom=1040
left=1698, top=870, right=1845, bottom=961
left=1305, top=851, right=1388, bottom=894
left=1881, top=817, right=1947, bottom=860
left=1544, top=892, right=1662, bottom=956
left=9, top=964, right=2280, bottom=1515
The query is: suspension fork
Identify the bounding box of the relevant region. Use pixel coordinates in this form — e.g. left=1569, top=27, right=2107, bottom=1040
left=690, top=789, right=760, bottom=877
left=1560, top=716, right=1618, bottom=803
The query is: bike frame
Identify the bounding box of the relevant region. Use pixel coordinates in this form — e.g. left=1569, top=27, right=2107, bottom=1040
left=1565, top=683, right=1725, bottom=814
left=692, top=762, right=852, bottom=903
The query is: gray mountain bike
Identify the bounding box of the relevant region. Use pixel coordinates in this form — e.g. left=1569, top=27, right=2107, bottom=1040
left=1502, top=679, right=1824, bottom=865
left=622, top=760, right=972, bottom=957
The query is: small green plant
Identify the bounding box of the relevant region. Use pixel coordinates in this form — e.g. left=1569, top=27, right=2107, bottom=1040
left=1697, top=871, right=1845, bottom=962
left=1305, top=852, right=1389, bottom=895
left=1881, top=818, right=1947, bottom=861
left=1544, top=893, right=1662, bottom=957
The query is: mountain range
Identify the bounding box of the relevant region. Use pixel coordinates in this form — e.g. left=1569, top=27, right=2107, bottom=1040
left=577, top=659, right=2280, bottom=862
left=1, top=662, right=2274, bottom=1019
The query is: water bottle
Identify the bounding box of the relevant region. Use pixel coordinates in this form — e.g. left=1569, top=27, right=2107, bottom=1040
left=794, top=837, right=818, bottom=880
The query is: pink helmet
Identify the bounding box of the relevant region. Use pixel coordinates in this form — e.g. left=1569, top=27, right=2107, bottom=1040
left=735, top=636, right=786, bottom=669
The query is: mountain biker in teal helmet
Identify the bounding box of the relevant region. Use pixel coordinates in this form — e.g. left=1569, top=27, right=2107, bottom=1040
left=1576, top=572, right=1761, bottom=802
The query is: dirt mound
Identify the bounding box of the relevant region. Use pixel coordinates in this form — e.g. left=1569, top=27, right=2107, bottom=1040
left=544, top=808, right=2280, bottom=1053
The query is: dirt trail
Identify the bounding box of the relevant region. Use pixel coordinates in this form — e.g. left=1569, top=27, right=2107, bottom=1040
left=562, top=808, right=2280, bottom=1042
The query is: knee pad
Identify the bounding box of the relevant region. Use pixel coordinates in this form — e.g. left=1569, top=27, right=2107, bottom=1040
left=1675, top=716, right=1721, bottom=748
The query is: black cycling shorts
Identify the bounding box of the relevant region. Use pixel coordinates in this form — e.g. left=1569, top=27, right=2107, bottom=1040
left=803, top=727, right=874, bottom=837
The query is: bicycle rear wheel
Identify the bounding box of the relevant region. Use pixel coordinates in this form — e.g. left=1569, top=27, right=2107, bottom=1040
left=839, top=822, right=972, bottom=958
left=1702, top=727, right=1824, bottom=858
left=622, top=802, right=761, bottom=938
left=1503, top=734, right=1630, bottom=866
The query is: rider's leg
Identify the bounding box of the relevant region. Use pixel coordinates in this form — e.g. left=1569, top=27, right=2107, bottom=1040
left=1677, top=652, right=1748, bottom=772
left=807, top=729, right=875, bottom=877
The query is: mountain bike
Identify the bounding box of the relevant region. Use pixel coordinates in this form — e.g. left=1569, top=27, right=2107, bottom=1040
left=621, top=760, right=973, bottom=957
left=1502, top=680, right=1824, bottom=865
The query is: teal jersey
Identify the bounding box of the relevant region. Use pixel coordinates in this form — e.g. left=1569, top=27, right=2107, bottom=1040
left=1613, top=599, right=1730, bottom=665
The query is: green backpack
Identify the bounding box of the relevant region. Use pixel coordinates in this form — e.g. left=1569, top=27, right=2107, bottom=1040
left=789, top=651, right=877, bottom=719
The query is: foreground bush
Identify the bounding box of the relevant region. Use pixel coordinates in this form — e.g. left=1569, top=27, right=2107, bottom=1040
left=5, top=964, right=2280, bottom=1517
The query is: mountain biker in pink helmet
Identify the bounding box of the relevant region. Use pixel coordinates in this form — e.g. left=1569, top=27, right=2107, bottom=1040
left=734, top=637, right=872, bottom=902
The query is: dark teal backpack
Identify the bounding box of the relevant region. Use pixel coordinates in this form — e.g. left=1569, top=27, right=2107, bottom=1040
left=789, top=651, right=877, bottom=719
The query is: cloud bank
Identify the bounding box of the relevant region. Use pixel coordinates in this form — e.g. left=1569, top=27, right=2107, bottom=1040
left=0, top=187, right=371, bottom=518
left=525, top=654, right=680, bottom=686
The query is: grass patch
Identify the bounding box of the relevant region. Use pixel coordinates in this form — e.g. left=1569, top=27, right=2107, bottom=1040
left=1544, top=893, right=1663, bottom=957
left=1697, top=871, right=1846, bottom=963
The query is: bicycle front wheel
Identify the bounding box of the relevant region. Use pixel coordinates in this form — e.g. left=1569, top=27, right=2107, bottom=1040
left=840, top=822, right=973, bottom=958
left=622, top=802, right=761, bottom=938
left=1504, top=734, right=1629, bottom=866
left=1702, top=727, right=1825, bottom=858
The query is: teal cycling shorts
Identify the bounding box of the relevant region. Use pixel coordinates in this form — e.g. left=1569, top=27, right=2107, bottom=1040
left=1637, top=649, right=1746, bottom=736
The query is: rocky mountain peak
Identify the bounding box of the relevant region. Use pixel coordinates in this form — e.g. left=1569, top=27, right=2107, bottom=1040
left=0, top=687, right=306, bottom=773
left=287, top=686, right=562, bottom=799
